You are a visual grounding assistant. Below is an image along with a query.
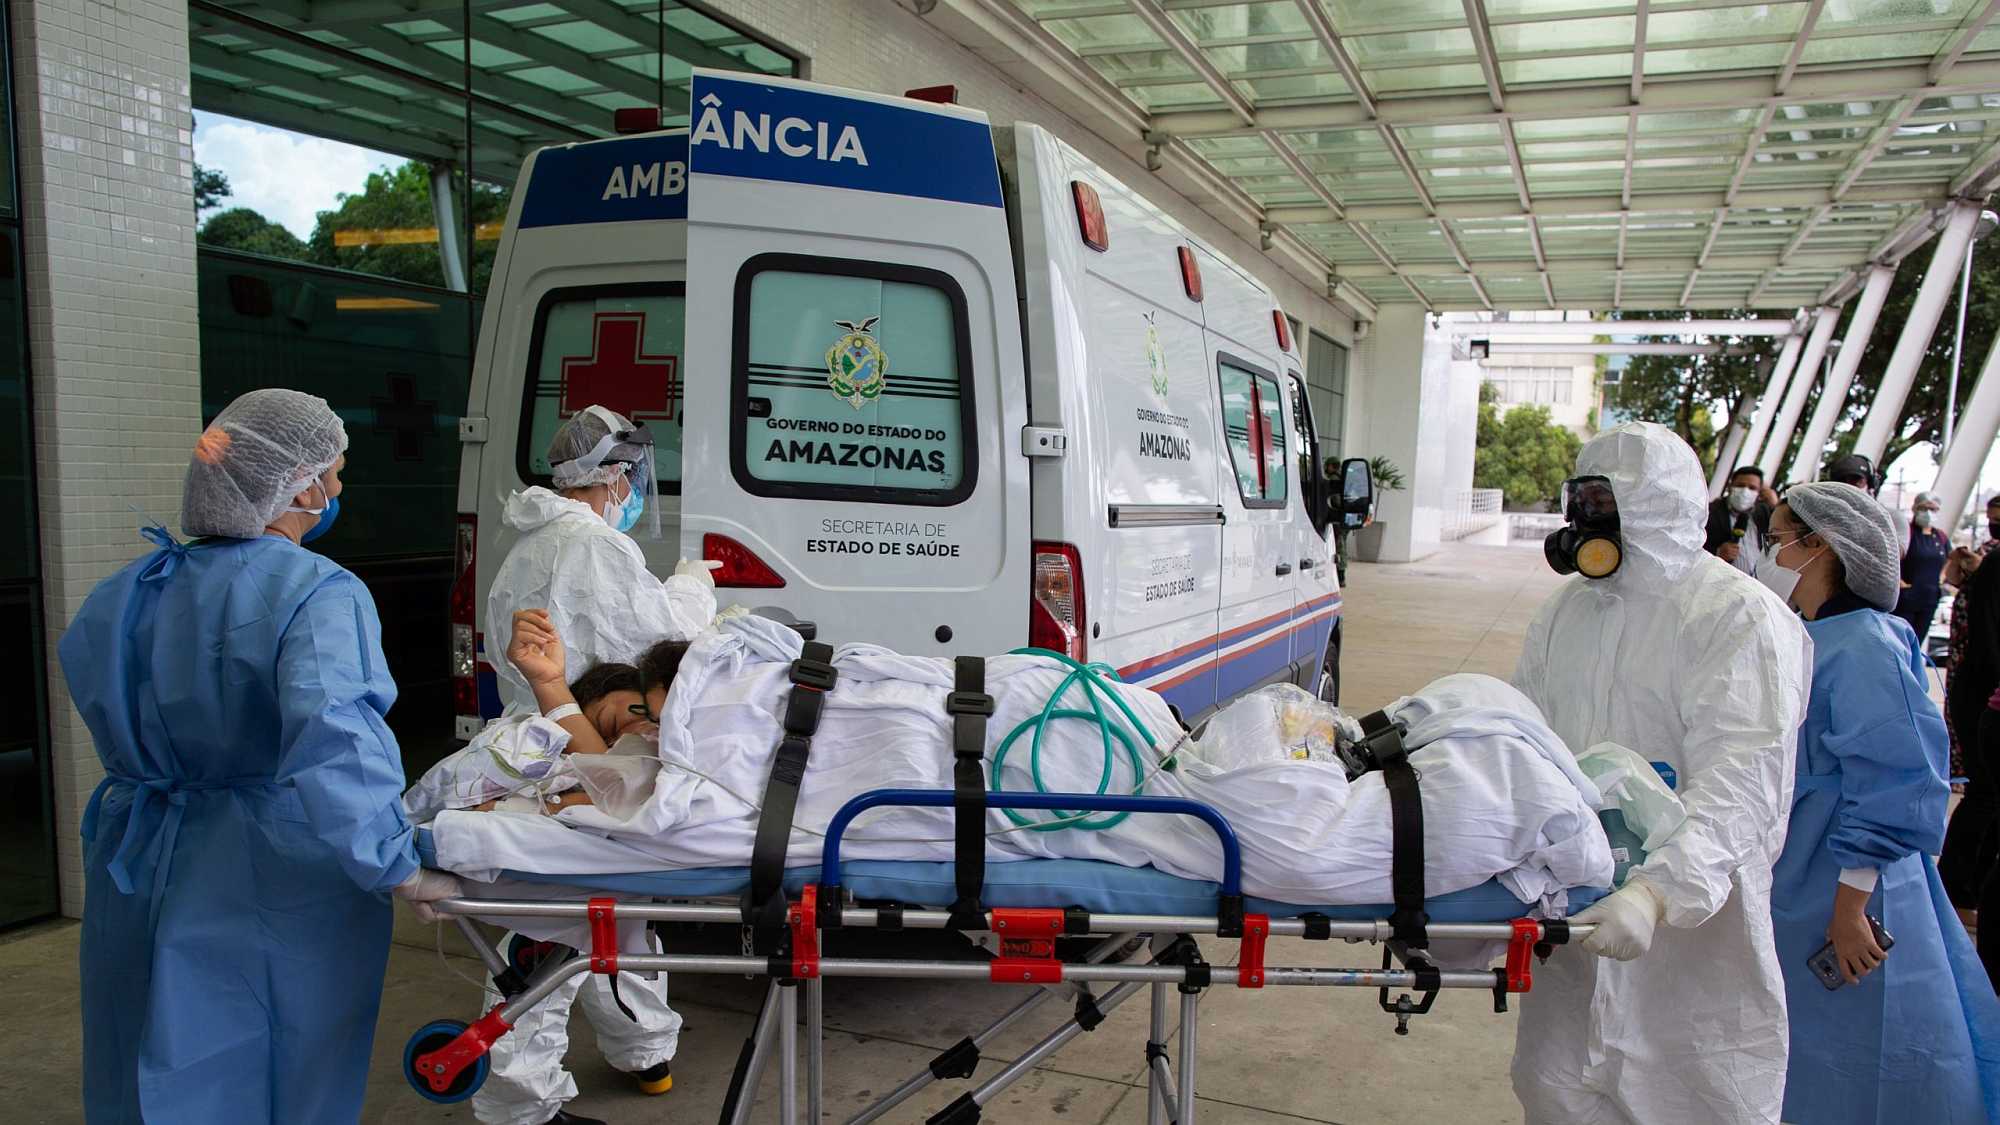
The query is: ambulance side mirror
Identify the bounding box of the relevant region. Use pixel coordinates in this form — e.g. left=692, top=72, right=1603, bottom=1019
left=1338, top=457, right=1373, bottom=530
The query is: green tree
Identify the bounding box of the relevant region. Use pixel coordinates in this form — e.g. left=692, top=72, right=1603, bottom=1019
left=1475, top=385, right=1584, bottom=509
left=1604, top=308, right=1782, bottom=476
left=196, top=206, right=310, bottom=261
left=306, top=160, right=510, bottom=290
left=194, top=162, right=231, bottom=214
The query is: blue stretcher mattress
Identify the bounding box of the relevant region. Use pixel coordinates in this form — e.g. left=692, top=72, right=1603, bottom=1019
left=417, top=829, right=1605, bottom=921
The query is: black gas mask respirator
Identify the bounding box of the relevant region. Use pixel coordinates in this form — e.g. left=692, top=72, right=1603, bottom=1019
left=1544, top=475, right=1622, bottom=580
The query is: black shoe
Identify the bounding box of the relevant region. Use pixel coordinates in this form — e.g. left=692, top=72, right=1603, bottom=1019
left=633, top=1058, right=673, bottom=1095
left=543, top=1111, right=608, bottom=1125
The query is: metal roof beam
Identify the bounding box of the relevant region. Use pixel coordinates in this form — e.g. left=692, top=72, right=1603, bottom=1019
left=1149, top=58, right=2000, bottom=137
left=1461, top=0, right=1506, bottom=112
left=1616, top=213, right=1629, bottom=269
left=1454, top=317, right=1799, bottom=337
left=561, top=0, right=758, bottom=75
left=1290, top=0, right=1375, bottom=117
left=1501, top=120, right=1532, bottom=211
left=1630, top=0, right=1648, bottom=103
left=1323, top=248, right=1866, bottom=277
left=1468, top=273, right=1495, bottom=310
left=1679, top=271, right=1700, bottom=307
left=1379, top=125, right=1439, bottom=213
left=335, top=25, right=618, bottom=134
left=1621, top=112, right=1636, bottom=208
left=1779, top=204, right=1831, bottom=263
left=1614, top=269, right=1625, bottom=308
left=1833, top=95, right=1921, bottom=199
left=1263, top=129, right=1345, bottom=220
left=1931, top=0, right=2000, bottom=83
left=192, top=81, right=477, bottom=168
left=1483, top=342, right=1746, bottom=357
left=1541, top=272, right=1559, bottom=308
left=192, top=42, right=485, bottom=140
left=1724, top=105, right=1777, bottom=206
left=1126, top=0, right=1255, bottom=127
left=1950, top=133, right=2000, bottom=196
left=1264, top=181, right=1946, bottom=224
left=1775, top=0, right=1826, bottom=95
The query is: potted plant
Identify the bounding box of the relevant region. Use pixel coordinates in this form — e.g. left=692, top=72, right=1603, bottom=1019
left=1352, top=456, right=1404, bottom=562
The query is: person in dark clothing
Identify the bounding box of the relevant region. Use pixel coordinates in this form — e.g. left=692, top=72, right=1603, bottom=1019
left=1703, top=464, right=1776, bottom=574
left=1826, top=452, right=1882, bottom=495
left=1944, top=495, right=2000, bottom=782
left=1940, top=499, right=2000, bottom=942
left=1895, top=491, right=1951, bottom=641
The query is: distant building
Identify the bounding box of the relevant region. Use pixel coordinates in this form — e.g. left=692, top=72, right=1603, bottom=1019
left=1467, top=311, right=1602, bottom=439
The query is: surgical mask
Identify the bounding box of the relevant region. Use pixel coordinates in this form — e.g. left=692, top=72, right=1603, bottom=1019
left=285, top=479, right=340, bottom=544
left=1545, top=475, right=1623, bottom=579
left=1756, top=539, right=1824, bottom=607
left=1914, top=509, right=1935, bottom=529
left=601, top=473, right=644, bottom=533
left=1726, top=487, right=1757, bottom=514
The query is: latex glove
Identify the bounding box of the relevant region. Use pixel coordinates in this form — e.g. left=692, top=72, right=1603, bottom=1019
left=394, top=869, right=463, bottom=924
left=674, top=557, right=722, bottom=589
left=1574, top=879, right=1665, bottom=961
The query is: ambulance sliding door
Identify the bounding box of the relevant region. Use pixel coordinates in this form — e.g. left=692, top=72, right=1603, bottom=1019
left=679, top=71, right=1027, bottom=655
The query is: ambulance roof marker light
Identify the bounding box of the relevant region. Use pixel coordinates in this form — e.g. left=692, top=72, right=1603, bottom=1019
left=903, top=84, right=958, bottom=104
left=1272, top=309, right=1292, bottom=353
left=613, top=106, right=663, bottom=135
left=1179, top=246, right=1203, bottom=302
left=1072, top=181, right=1108, bottom=253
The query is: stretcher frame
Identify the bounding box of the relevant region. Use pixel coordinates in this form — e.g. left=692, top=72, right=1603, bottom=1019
left=403, top=788, right=1594, bottom=1124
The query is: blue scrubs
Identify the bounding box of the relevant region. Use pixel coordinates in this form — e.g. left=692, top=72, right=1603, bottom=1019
left=58, top=531, right=419, bottom=1124
left=1772, top=599, right=2000, bottom=1124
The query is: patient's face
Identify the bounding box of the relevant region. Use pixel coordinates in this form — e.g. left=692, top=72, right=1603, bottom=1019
left=583, top=690, right=655, bottom=743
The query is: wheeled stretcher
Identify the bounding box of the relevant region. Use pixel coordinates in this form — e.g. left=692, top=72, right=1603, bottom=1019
left=402, top=787, right=1600, bottom=1123
left=402, top=646, right=1604, bottom=1121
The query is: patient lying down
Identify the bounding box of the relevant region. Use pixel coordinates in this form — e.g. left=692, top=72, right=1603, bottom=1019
left=412, top=611, right=1617, bottom=912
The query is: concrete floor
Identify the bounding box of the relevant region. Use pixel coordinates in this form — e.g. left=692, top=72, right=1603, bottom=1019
left=1, top=540, right=1564, bottom=1125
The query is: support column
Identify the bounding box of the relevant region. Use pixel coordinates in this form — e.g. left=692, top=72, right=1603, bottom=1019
left=1854, top=203, right=1985, bottom=463
left=1932, top=332, right=2000, bottom=535
left=16, top=0, right=202, bottom=916
left=1736, top=325, right=1807, bottom=486
left=429, top=162, right=469, bottom=293
left=1707, top=356, right=1772, bottom=497
left=1788, top=266, right=1895, bottom=483
left=1353, top=306, right=1451, bottom=563
left=1757, top=307, right=1840, bottom=479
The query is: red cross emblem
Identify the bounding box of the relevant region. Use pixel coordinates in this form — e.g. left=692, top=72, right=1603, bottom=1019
left=558, top=311, right=679, bottom=422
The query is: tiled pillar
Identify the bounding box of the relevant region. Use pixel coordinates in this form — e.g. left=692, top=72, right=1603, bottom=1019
left=12, top=0, right=200, bottom=916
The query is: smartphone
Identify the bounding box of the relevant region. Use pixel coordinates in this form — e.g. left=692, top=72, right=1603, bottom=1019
left=1807, top=915, right=1895, bottom=990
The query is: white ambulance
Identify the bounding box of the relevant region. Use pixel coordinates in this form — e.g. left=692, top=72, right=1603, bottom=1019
left=451, top=70, right=1370, bottom=737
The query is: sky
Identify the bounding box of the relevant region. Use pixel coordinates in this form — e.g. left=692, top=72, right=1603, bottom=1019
left=192, top=112, right=405, bottom=239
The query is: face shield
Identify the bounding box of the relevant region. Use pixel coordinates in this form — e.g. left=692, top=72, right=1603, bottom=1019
left=1545, top=475, right=1623, bottom=579
left=565, top=415, right=660, bottom=540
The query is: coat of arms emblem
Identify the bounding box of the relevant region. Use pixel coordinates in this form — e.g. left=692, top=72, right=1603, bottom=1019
left=826, top=316, right=887, bottom=409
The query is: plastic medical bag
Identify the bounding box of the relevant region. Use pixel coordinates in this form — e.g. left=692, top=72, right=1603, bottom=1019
left=1574, top=741, right=1687, bottom=886
left=1188, top=683, right=1360, bottom=771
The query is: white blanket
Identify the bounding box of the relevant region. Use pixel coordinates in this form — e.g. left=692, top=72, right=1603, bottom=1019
left=428, top=616, right=1612, bottom=908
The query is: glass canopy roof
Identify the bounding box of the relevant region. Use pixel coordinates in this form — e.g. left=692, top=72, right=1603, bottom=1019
left=189, top=1, right=795, bottom=186
left=1003, top=0, right=2000, bottom=310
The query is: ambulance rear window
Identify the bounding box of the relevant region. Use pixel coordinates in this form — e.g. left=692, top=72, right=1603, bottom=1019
left=1218, top=357, right=1287, bottom=509
left=517, top=284, right=685, bottom=493
left=730, top=254, right=975, bottom=506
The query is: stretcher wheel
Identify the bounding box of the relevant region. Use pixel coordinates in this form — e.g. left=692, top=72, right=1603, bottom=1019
left=403, top=1019, right=488, bottom=1104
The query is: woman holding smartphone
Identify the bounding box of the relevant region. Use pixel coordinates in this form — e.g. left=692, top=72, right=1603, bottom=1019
left=1761, top=482, right=2000, bottom=1124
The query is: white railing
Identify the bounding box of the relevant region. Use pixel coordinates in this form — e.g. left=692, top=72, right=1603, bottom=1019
left=1441, top=488, right=1505, bottom=541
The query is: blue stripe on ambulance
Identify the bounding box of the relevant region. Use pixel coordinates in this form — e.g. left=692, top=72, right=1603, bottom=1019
left=687, top=71, right=1003, bottom=209
left=519, top=132, right=689, bottom=229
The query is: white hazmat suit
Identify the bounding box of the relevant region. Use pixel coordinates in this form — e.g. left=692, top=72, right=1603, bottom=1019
left=476, top=482, right=713, bottom=1125
left=485, top=485, right=714, bottom=714
left=1511, top=422, right=1812, bottom=1124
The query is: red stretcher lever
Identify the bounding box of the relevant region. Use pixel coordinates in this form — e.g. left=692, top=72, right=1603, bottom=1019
left=790, top=885, right=820, bottom=979
left=415, top=1004, right=511, bottom=1094
left=1491, top=917, right=1544, bottom=1012
left=988, top=907, right=1065, bottom=983
left=587, top=897, right=619, bottom=974
left=1237, top=912, right=1270, bottom=988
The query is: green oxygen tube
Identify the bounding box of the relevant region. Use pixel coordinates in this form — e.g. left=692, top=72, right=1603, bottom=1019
left=987, top=648, right=1160, bottom=831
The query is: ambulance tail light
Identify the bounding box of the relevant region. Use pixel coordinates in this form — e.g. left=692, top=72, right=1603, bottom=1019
left=1272, top=309, right=1293, bottom=352
left=1072, top=181, right=1109, bottom=252
left=1029, top=541, right=1086, bottom=661
left=903, top=84, right=958, bottom=104
left=450, top=514, right=479, bottom=719
left=704, top=533, right=787, bottom=589
left=613, top=106, right=662, bottom=134
left=1179, top=245, right=1203, bottom=301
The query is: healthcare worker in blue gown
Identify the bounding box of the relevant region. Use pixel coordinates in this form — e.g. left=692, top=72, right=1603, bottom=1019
left=1760, top=481, right=2000, bottom=1124
left=59, top=388, right=464, bottom=1124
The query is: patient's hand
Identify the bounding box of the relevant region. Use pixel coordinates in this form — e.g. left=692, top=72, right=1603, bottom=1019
left=508, top=609, right=567, bottom=687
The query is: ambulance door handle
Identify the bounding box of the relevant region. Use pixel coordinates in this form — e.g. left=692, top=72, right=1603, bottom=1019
left=1299, top=558, right=1315, bottom=571
left=1274, top=563, right=1293, bottom=576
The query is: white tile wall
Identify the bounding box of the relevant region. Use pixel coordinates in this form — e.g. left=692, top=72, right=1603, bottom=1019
left=702, top=0, right=1356, bottom=348
left=13, top=0, right=201, bottom=916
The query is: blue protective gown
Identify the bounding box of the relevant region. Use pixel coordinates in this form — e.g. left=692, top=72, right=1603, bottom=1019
left=58, top=530, right=419, bottom=1124
left=1772, top=601, right=2000, bottom=1125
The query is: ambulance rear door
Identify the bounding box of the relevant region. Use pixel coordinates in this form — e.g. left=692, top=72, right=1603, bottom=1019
left=678, top=71, right=1028, bottom=654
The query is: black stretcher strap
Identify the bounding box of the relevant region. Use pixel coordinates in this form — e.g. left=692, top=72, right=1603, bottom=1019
left=1359, top=709, right=1429, bottom=951
left=742, top=641, right=836, bottom=945
left=945, top=656, right=995, bottom=930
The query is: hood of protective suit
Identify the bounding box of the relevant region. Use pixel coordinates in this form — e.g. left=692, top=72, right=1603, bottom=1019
left=1574, top=421, right=1708, bottom=585
left=503, top=485, right=603, bottom=533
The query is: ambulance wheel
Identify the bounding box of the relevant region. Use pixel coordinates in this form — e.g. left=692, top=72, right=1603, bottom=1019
left=1316, top=634, right=1340, bottom=705
left=403, top=1019, right=488, bottom=1104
